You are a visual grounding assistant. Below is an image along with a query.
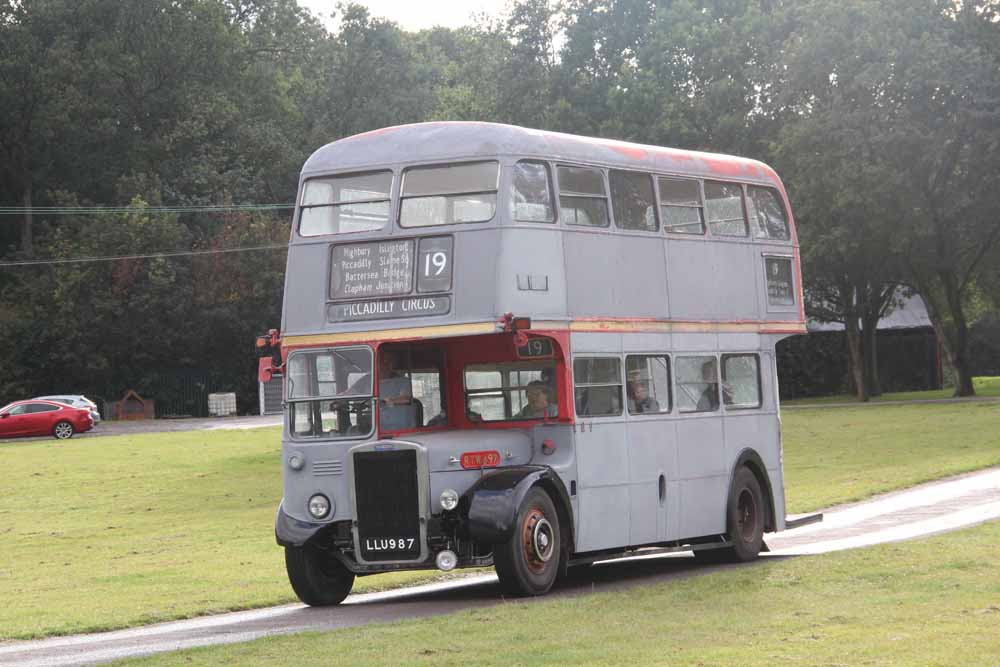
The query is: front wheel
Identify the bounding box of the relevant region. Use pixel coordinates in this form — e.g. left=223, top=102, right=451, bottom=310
left=53, top=421, right=75, bottom=440
left=695, top=466, right=765, bottom=563
left=284, top=546, right=355, bottom=606
left=494, top=487, right=561, bottom=596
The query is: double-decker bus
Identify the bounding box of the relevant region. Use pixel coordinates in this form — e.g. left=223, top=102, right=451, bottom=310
left=260, top=122, right=818, bottom=605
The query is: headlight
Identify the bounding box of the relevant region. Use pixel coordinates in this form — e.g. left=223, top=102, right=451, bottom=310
left=439, top=488, right=459, bottom=511
left=307, top=494, right=332, bottom=519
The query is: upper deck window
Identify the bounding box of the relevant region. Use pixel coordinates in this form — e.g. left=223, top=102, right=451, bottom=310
left=704, top=181, right=748, bottom=237
left=611, top=170, right=658, bottom=232
left=399, top=161, right=498, bottom=228
left=558, top=165, right=609, bottom=227
left=747, top=186, right=790, bottom=241
left=511, top=161, right=555, bottom=223
left=298, top=171, right=392, bottom=237
left=658, top=177, right=705, bottom=235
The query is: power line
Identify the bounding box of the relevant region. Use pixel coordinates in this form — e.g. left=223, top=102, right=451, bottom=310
left=0, top=244, right=287, bottom=268
left=0, top=204, right=294, bottom=216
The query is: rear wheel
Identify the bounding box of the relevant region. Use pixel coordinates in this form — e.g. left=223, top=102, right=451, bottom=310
left=53, top=421, right=75, bottom=440
left=284, top=546, right=355, bottom=606
left=694, top=466, right=765, bottom=563
left=494, top=487, right=561, bottom=596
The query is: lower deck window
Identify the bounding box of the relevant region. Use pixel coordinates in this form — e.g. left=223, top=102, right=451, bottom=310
left=676, top=356, right=719, bottom=413
left=464, top=363, right=556, bottom=421
left=626, top=355, right=671, bottom=414
left=574, top=357, right=622, bottom=416
left=722, top=354, right=762, bottom=409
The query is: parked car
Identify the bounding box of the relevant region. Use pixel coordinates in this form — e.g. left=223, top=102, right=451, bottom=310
left=0, top=399, right=94, bottom=440
left=34, top=395, right=101, bottom=424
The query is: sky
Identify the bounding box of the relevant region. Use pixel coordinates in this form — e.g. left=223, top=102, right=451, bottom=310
left=298, top=0, right=510, bottom=31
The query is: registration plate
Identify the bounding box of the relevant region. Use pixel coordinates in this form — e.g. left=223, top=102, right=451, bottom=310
left=361, top=536, right=419, bottom=556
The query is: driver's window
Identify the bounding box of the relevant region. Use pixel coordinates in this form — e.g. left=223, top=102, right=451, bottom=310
left=9, top=404, right=29, bottom=415
left=379, top=346, right=446, bottom=429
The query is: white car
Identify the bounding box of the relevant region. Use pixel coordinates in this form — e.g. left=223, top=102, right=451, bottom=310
left=34, top=395, right=101, bottom=424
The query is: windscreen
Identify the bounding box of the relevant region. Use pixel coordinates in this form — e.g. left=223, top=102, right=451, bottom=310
left=287, top=347, right=374, bottom=439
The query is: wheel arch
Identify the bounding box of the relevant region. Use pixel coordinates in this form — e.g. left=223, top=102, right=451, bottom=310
left=728, top=448, right=777, bottom=533
left=462, top=465, right=574, bottom=548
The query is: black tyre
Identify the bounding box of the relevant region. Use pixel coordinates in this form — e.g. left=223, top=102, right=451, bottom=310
left=694, top=466, right=765, bottom=563
left=494, top=487, right=561, bottom=596
left=284, top=546, right=355, bottom=606
left=53, top=421, right=75, bottom=440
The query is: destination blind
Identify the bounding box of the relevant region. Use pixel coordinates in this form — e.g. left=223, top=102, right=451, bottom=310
left=330, top=239, right=414, bottom=299
left=328, top=236, right=454, bottom=322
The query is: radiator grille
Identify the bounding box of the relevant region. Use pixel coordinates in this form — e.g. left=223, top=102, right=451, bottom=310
left=354, top=450, right=421, bottom=561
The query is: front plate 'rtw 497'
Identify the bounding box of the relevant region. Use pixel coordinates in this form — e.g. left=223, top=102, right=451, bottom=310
left=461, top=450, right=501, bottom=469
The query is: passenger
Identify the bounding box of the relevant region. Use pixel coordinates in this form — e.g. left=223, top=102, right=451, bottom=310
left=696, top=360, right=720, bottom=412
left=627, top=369, right=661, bottom=413
left=514, top=380, right=558, bottom=419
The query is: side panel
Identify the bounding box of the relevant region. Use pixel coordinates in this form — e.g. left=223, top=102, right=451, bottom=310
left=674, top=416, right=728, bottom=538
left=571, top=332, right=630, bottom=552
left=666, top=239, right=758, bottom=321
left=575, top=421, right=630, bottom=551
left=564, top=233, right=669, bottom=318
left=622, top=332, right=677, bottom=545
left=626, top=416, right=675, bottom=545
left=494, top=227, right=568, bottom=318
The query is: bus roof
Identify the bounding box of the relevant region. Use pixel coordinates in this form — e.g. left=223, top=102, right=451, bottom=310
left=302, top=122, right=783, bottom=187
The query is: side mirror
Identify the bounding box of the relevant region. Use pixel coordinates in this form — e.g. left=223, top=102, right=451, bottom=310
left=0, top=413, right=9, bottom=419
left=258, top=357, right=274, bottom=383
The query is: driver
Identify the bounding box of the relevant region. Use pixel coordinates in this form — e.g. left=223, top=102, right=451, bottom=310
left=378, top=349, right=418, bottom=430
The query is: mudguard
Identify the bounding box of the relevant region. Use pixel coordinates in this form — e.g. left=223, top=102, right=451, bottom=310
left=728, top=448, right=777, bottom=532
left=274, top=502, right=325, bottom=547
left=462, top=465, right=574, bottom=545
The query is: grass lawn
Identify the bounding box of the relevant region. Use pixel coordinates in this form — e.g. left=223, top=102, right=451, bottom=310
left=782, top=401, right=1000, bottom=513
left=2, top=400, right=999, bottom=640
left=116, top=519, right=1000, bottom=667
left=782, top=376, right=1000, bottom=406
left=0, top=428, right=474, bottom=641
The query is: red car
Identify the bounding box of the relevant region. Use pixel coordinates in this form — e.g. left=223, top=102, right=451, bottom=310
left=0, top=399, right=94, bottom=440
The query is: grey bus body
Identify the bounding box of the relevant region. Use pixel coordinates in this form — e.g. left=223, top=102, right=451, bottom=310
left=271, top=122, right=811, bottom=601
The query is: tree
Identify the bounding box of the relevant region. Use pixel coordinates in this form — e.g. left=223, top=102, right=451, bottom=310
left=777, top=0, right=1000, bottom=396
left=0, top=0, right=88, bottom=256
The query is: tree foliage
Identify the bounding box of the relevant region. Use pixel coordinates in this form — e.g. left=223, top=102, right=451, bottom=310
left=1, top=0, right=998, bottom=408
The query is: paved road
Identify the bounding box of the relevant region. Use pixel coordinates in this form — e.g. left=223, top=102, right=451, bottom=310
left=3, top=466, right=998, bottom=667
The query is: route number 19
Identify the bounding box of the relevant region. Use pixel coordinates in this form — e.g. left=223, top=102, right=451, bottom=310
left=424, top=251, right=448, bottom=277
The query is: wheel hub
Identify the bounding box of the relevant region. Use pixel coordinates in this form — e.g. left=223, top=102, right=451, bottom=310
left=521, top=508, right=555, bottom=573
left=737, top=489, right=758, bottom=542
